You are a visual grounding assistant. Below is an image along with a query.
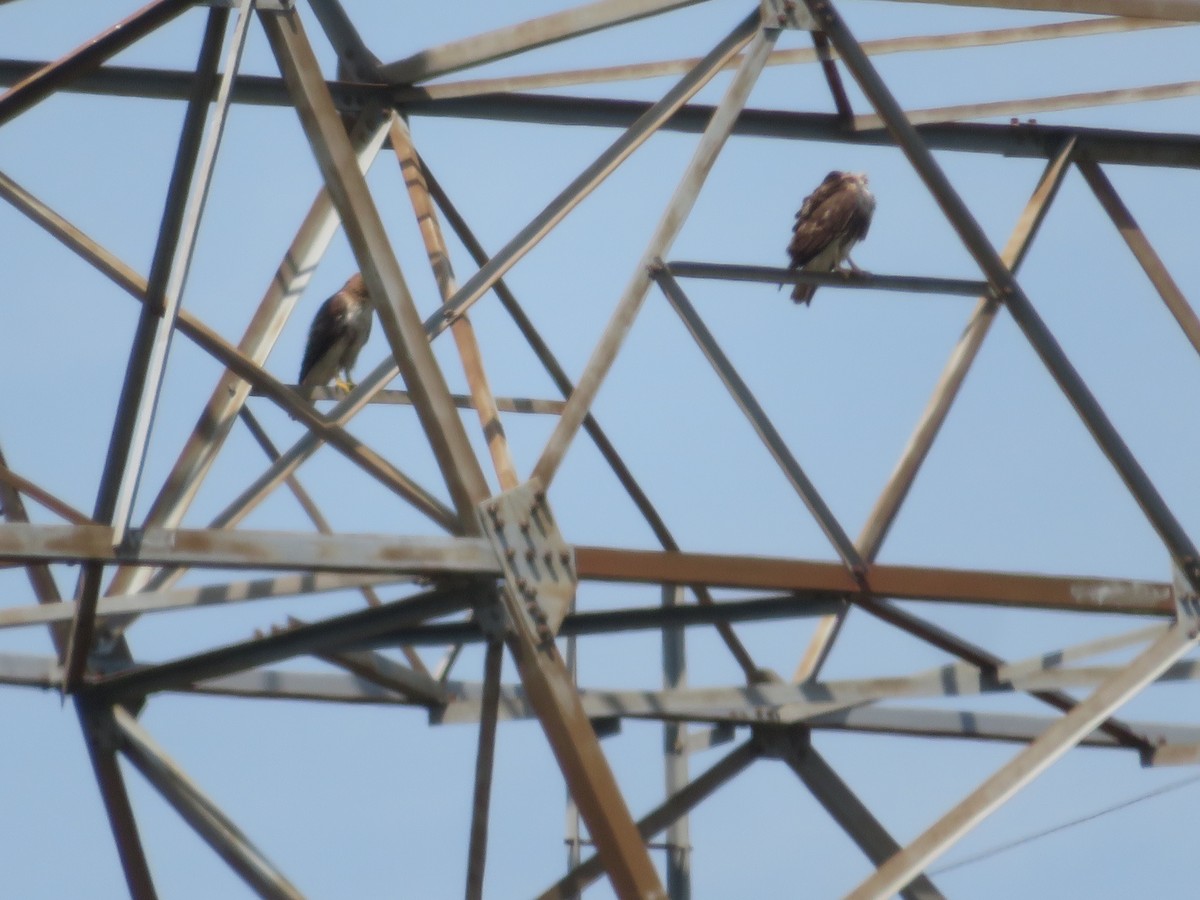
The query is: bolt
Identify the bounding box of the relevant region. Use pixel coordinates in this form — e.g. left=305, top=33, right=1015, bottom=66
left=559, top=551, right=571, bottom=567
left=533, top=490, right=546, bottom=506
left=525, top=548, right=537, bottom=563
left=543, top=551, right=554, bottom=566
left=504, top=547, right=516, bottom=563
left=519, top=518, right=530, bottom=533
left=516, top=577, right=528, bottom=592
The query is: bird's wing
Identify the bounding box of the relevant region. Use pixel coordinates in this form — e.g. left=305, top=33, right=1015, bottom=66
left=299, top=292, right=351, bottom=385
left=788, top=182, right=867, bottom=267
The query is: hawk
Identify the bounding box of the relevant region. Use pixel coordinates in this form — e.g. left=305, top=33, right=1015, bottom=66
left=786, top=171, right=875, bottom=305
left=299, top=273, right=373, bottom=395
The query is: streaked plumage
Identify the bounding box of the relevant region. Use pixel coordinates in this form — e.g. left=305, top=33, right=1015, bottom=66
left=786, top=171, right=875, bottom=305
left=299, top=273, right=373, bottom=394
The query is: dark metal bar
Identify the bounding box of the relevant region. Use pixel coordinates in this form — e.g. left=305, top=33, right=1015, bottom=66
left=90, top=584, right=482, bottom=702
left=654, top=267, right=866, bottom=579
left=1077, top=159, right=1200, bottom=358
left=422, top=162, right=764, bottom=682
left=537, top=739, right=760, bottom=900
left=661, top=585, right=690, bottom=900
left=810, top=31, right=853, bottom=123
left=62, top=8, right=229, bottom=694
left=665, top=261, right=989, bottom=297
left=78, top=703, right=160, bottom=900
left=0, top=0, right=195, bottom=126
left=3, top=56, right=1200, bottom=168
left=265, top=385, right=567, bottom=414
left=113, top=706, right=304, bottom=899
left=464, top=640, right=504, bottom=900
left=774, top=732, right=943, bottom=899
left=807, top=0, right=1200, bottom=597
left=347, top=593, right=844, bottom=649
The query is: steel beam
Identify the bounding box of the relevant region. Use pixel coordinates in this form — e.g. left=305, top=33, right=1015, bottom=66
left=92, top=583, right=482, bottom=702
left=310, top=647, right=447, bottom=704
left=391, top=115, right=519, bottom=490
left=464, top=639, right=504, bottom=900
left=532, top=25, right=778, bottom=491
left=772, top=733, right=943, bottom=900
left=480, top=485, right=666, bottom=899
left=845, top=622, right=1200, bottom=898
left=879, top=0, right=1200, bottom=20
left=112, top=706, right=304, bottom=899
left=654, top=267, right=865, bottom=578
left=423, top=161, right=763, bottom=682
left=62, top=8, right=230, bottom=694
left=794, top=138, right=1077, bottom=681
left=419, top=12, right=758, bottom=339
left=78, top=704, right=160, bottom=900
left=0, top=0, right=194, bottom=126
left=807, top=0, right=1200, bottom=596
left=855, top=80, right=1200, bottom=130
left=661, top=586, right=690, bottom=900
left=378, top=0, right=705, bottom=83
left=105, top=113, right=391, bottom=600
left=573, top=546, right=1175, bottom=614
left=262, top=7, right=492, bottom=532
left=0, top=523, right=498, bottom=575
left=1077, top=159, right=1200, bottom=358
left=664, top=261, right=989, bottom=297
left=537, top=739, right=760, bottom=900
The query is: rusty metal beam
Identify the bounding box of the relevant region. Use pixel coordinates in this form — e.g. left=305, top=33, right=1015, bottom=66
left=391, top=114, right=519, bottom=491
left=573, top=546, right=1175, bottom=615
left=878, top=0, right=1200, bottom=20
left=0, top=463, right=92, bottom=526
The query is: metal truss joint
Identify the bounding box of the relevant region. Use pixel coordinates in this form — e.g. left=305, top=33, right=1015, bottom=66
left=762, top=0, right=815, bottom=30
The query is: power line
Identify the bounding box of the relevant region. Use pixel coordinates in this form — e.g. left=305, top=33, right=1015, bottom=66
left=930, top=772, right=1200, bottom=877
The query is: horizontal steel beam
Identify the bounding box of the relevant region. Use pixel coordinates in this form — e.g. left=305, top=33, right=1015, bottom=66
left=90, top=584, right=484, bottom=701
left=0, top=573, right=410, bottom=630
left=2, top=61, right=1198, bottom=168
left=575, top=546, right=1175, bottom=614
left=264, top=385, right=567, bottom=414
left=879, top=0, right=1200, bottom=20
left=665, top=260, right=991, bottom=297
left=0, top=523, right=497, bottom=575
left=0, top=526, right=1174, bottom=613
left=343, top=592, right=846, bottom=649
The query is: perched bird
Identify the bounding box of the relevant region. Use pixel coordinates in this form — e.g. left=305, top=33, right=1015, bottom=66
left=786, top=171, right=875, bottom=305
left=299, top=273, right=374, bottom=395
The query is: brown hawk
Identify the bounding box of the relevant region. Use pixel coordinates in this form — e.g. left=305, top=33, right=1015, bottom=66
left=786, top=171, right=875, bottom=305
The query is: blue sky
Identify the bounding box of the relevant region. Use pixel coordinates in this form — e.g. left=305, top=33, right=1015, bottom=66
left=2, top=1, right=1200, bottom=897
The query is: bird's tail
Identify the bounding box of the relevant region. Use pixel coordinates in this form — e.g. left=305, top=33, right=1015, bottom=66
left=791, top=282, right=816, bottom=305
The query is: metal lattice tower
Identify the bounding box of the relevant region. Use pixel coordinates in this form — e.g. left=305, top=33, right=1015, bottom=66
left=2, top=1, right=1200, bottom=897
